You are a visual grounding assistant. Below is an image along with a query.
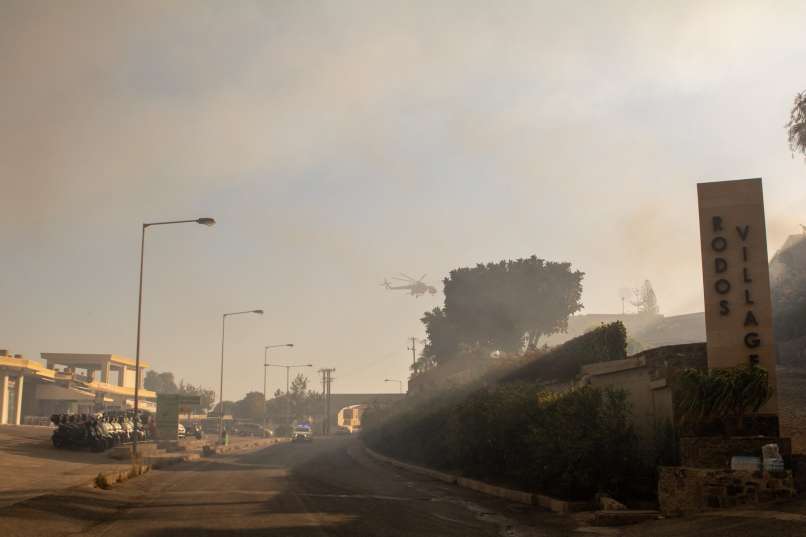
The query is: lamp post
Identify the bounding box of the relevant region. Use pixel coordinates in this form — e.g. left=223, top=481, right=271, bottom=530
left=133, top=217, right=215, bottom=455
left=218, top=309, right=263, bottom=441
left=384, top=378, right=403, bottom=394
left=265, top=362, right=312, bottom=426
left=263, top=344, right=294, bottom=427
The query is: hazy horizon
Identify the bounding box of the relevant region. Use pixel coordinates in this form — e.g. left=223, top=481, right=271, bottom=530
left=3, top=1, right=805, bottom=398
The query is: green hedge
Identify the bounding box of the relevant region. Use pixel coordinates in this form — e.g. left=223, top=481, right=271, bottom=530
left=498, top=321, right=627, bottom=384
left=363, top=383, right=641, bottom=501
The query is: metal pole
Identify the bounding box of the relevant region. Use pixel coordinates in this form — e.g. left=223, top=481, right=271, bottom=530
left=131, top=217, right=215, bottom=452
left=133, top=224, right=146, bottom=455
left=286, top=366, right=290, bottom=424
left=218, top=314, right=226, bottom=441
left=263, top=347, right=268, bottom=427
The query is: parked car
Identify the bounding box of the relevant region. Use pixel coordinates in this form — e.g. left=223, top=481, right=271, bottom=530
left=292, top=424, right=313, bottom=443
left=177, top=423, right=186, bottom=438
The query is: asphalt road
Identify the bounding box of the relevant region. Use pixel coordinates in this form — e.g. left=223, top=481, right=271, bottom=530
left=0, top=436, right=576, bottom=537
left=5, top=435, right=806, bottom=537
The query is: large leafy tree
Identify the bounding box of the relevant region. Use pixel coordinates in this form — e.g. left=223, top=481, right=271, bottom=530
left=787, top=90, right=806, bottom=160
left=233, top=391, right=266, bottom=422
left=178, top=381, right=216, bottom=411
left=264, top=375, right=322, bottom=424
left=143, top=371, right=178, bottom=394
left=420, top=256, right=583, bottom=366
left=145, top=371, right=215, bottom=412
left=772, top=238, right=806, bottom=342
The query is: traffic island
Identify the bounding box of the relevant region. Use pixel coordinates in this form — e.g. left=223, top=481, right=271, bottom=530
left=202, top=437, right=289, bottom=456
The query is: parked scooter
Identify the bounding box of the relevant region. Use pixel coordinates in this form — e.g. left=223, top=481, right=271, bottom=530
left=51, top=410, right=152, bottom=451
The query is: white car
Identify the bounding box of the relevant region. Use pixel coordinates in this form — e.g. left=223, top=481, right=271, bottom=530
left=177, top=423, right=186, bottom=438
left=292, top=425, right=312, bottom=442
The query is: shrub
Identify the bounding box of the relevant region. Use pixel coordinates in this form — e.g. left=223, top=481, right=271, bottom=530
left=674, top=365, right=773, bottom=434
left=498, top=321, right=627, bottom=383
left=363, top=382, right=640, bottom=501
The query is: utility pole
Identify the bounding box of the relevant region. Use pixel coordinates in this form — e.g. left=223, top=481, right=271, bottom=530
left=318, top=368, right=335, bottom=435
left=407, top=337, right=417, bottom=368
left=320, top=368, right=326, bottom=434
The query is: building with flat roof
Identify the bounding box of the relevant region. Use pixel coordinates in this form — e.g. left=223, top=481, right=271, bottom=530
left=0, top=349, right=156, bottom=424
left=0, top=350, right=55, bottom=425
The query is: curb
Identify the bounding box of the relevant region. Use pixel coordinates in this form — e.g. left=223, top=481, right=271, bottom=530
left=364, top=447, right=457, bottom=484
left=94, top=463, right=152, bottom=489
left=364, top=446, right=590, bottom=513
left=203, top=437, right=290, bottom=456
left=94, top=439, right=283, bottom=489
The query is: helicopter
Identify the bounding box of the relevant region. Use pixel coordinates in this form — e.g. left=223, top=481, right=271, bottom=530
left=381, top=273, right=438, bottom=298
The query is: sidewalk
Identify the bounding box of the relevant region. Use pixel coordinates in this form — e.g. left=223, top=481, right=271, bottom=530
left=0, top=425, right=283, bottom=509
left=618, top=497, right=806, bottom=537
left=0, top=425, right=131, bottom=508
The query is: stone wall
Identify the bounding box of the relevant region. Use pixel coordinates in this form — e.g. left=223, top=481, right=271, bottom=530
left=680, top=436, right=791, bottom=469
left=634, top=342, right=707, bottom=379
left=659, top=466, right=795, bottom=516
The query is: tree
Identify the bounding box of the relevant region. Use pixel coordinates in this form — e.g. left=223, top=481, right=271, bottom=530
left=178, top=380, right=216, bottom=412
left=418, top=307, right=460, bottom=370
left=233, top=391, right=266, bottom=422
left=263, top=376, right=322, bottom=425
left=143, top=371, right=178, bottom=394
left=290, top=374, right=307, bottom=395
left=144, top=371, right=215, bottom=411
left=771, top=237, right=806, bottom=342
left=419, top=256, right=584, bottom=366
left=631, top=280, right=659, bottom=315
left=787, top=90, right=806, bottom=160
left=211, top=400, right=235, bottom=416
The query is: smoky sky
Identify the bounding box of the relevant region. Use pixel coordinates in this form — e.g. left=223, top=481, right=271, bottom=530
left=2, top=1, right=805, bottom=397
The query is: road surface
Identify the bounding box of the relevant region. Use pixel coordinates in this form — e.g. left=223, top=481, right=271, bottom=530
left=0, top=436, right=576, bottom=536
left=4, top=435, right=806, bottom=536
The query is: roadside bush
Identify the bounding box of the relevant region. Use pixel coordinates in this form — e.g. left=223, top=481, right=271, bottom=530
left=499, top=322, right=627, bottom=383
left=673, top=365, right=774, bottom=436
left=363, top=382, right=640, bottom=501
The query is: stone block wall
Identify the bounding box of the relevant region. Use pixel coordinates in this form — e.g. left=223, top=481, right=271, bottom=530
left=680, top=436, right=791, bottom=469
left=659, top=466, right=795, bottom=516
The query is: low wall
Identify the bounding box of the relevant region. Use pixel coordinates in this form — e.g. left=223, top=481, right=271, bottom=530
left=658, top=466, right=795, bottom=516
left=680, top=436, right=791, bottom=469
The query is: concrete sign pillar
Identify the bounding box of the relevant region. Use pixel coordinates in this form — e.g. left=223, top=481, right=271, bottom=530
left=697, top=178, right=777, bottom=413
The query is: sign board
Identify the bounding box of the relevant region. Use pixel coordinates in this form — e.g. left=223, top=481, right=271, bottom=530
left=155, top=394, right=201, bottom=440
left=697, top=178, right=777, bottom=412
left=156, top=394, right=180, bottom=441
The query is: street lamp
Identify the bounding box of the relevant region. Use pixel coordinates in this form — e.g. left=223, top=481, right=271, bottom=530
left=384, top=378, right=404, bottom=394
left=218, top=309, right=263, bottom=441
left=265, top=362, right=313, bottom=426
left=134, top=217, right=215, bottom=454
left=263, top=344, right=294, bottom=426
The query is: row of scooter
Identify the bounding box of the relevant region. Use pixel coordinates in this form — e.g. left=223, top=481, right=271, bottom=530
left=50, top=411, right=150, bottom=451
